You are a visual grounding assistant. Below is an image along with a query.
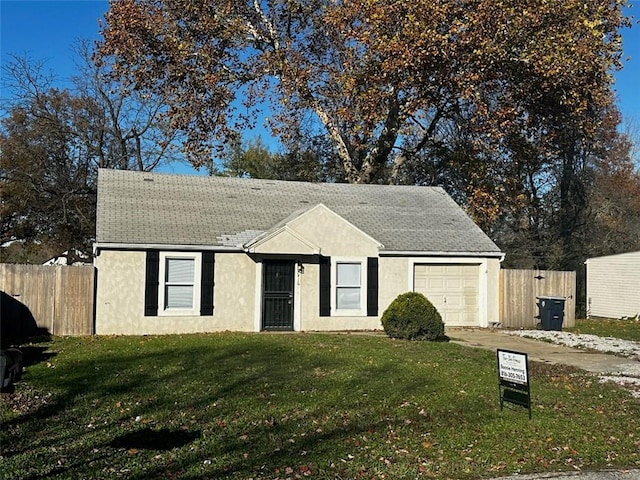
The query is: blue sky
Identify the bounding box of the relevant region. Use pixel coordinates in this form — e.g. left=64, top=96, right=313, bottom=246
left=2, top=0, right=639, bottom=129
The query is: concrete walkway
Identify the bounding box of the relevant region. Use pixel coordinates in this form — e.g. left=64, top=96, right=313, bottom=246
left=446, top=327, right=639, bottom=375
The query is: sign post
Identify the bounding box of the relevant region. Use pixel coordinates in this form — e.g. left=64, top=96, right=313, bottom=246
left=497, top=349, right=531, bottom=419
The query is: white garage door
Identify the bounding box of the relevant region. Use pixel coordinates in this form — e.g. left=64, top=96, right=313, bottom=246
left=413, top=264, right=480, bottom=326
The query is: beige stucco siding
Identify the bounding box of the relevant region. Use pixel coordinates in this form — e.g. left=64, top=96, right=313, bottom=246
left=95, top=248, right=500, bottom=334
left=95, top=250, right=257, bottom=334
left=297, top=256, right=500, bottom=331
left=95, top=250, right=146, bottom=334
left=251, top=228, right=318, bottom=255
left=253, top=204, right=384, bottom=330
left=297, top=262, right=383, bottom=331
left=213, top=253, right=257, bottom=330
left=378, top=257, right=411, bottom=314
left=288, top=206, right=381, bottom=257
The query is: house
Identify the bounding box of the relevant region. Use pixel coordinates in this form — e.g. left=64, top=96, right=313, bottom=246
left=585, top=251, right=640, bottom=319
left=93, top=169, right=504, bottom=334
left=42, top=249, right=91, bottom=266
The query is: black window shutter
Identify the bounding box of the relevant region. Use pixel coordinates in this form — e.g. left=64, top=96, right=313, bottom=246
left=144, top=250, right=160, bottom=316
left=367, top=257, right=379, bottom=316
left=319, top=255, right=331, bottom=317
left=200, top=251, right=215, bottom=316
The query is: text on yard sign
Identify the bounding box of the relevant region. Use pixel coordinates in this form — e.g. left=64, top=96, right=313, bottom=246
left=497, top=350, right=528, bottom=385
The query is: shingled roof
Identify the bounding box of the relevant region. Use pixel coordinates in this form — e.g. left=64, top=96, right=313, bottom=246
left=96, top=169, right=502, bottom=254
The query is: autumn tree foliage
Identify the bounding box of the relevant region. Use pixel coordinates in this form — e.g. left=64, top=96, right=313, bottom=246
left=1, top=89, right=96, bottom=258
left=219, top=136, right=342, bottom=182
left=0, top=52, right=179, bottom=261
left=585, top=125, right=640, bottom=257
left=492, top=104, right=640, bottom=264
left=98, top=0, right=628, bottom=195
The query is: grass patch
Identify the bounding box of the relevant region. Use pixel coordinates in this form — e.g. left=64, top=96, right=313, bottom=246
left=566, top=319, right=640, bottom=341
left=2, top=333, right=639, bottom=479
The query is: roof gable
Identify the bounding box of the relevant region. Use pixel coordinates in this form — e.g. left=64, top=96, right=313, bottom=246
left=245, top=226, right=320, bottom=255
left=245, top=204, right=383, bottom=256
left=95, top=169, right=502, bottom=254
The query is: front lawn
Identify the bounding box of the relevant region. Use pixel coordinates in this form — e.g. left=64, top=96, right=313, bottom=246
left=566, top=318, right=640, bottom=341
left=2, top=333, right=639, bottom=479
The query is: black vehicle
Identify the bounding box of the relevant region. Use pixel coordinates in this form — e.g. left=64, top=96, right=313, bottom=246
left=0, top=348, right=23, bottom=390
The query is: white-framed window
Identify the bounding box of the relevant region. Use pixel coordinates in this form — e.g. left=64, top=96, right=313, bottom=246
left=158, top=252, right=201, bottom=316
left=332, top=258, right=366, bottom=315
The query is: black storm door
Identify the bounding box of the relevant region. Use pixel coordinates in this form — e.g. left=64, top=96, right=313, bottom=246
left=262, top=260, right=295, bottom=331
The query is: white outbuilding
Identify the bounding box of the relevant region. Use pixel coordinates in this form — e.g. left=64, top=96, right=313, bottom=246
left=585, top=251, right=640, bottom=319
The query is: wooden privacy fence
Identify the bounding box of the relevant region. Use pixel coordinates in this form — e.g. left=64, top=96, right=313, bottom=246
left=0, top=264, right=94, bottom=336
left=1, top=264, right=575, bottom=336
left=499, top=269, right=576, bottom=329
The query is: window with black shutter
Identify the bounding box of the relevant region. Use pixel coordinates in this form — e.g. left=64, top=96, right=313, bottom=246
left=144, top=250, right=214, bottom=317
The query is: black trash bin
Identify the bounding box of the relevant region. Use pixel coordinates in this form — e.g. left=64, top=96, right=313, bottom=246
left=537, top=296, right=566, bottom=331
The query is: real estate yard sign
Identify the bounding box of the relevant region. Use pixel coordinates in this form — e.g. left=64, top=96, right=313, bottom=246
left=497, top=349, right=532, bottom=419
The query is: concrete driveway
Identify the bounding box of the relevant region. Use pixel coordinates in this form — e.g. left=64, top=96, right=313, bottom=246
left=446, top=327, right=638, bottom=376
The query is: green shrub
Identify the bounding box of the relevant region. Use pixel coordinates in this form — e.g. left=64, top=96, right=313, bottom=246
left=381, top=292, right=446, bottom=341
